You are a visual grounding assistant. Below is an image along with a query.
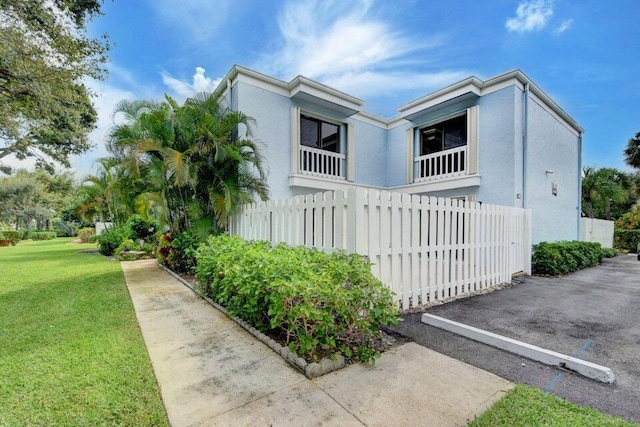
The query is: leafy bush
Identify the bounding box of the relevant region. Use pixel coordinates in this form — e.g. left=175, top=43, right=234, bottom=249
left=601, top=247, right=618, bottom=258
left=615, top=211, right=640, bottom=230
left=157, top=231, right=199, bottom=274
left=114, top=239, right=138, bottom=261
left=125, top=215, right=159, bottom=241
left=54, top=221, right=80, bottom=237
left=195, top=234, right=400, bottom=363
left=613, top=229, right=640, bottom=252
left=30, top=231, right=57, bottom=241
left=77, top=227, right=95, bottom=243
left=0, top=230, right=24, bottom=245
left=532, top=241, right=604, bottom=276
left=97, top=228, right=126, bottom=256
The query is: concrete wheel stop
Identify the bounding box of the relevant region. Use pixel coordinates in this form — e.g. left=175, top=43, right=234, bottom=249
left=157, top=262, right=345, bottom=378
left=422, top=313, right=615, bottom=384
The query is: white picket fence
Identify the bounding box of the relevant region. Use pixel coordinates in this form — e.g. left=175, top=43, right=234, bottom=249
left=230, top=187, right=531, bottom=311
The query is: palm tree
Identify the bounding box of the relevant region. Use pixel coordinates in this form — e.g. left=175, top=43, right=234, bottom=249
left=107, top=92, right=269, bottom=233
left=77, top=158, right=133, bottom=225
left=582, top=166, right=628, bottom=219
left=624, top=132, right=640, bottom=169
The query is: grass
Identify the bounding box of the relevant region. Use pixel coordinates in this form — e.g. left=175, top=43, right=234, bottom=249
left=0, top=238, right=168, bottom=426
left=469, top=384, right=639, bottom=427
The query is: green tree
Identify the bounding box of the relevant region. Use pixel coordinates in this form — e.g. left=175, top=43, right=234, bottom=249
left=0, top=169, right=75, bottom=229
left=0, top=0, right=109, bottom=173
left=624, top=132, right=640, bottom=169
left=76, top=158, right=134, bottom=226
left=581, top=166, right=628, bottom=220
left=107, top=93, right=269, bottom=233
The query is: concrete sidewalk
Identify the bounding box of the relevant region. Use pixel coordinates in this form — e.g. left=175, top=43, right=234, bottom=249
left=122, top=259, right=513, bottom=427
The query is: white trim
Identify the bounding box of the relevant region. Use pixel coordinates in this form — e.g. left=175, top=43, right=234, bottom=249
left=415, top=109, right=467, bottom=129
left=213, top=65, right=582, bottom=136
left=289, top=76, right=363, bottom=110
left=398, top=79, right=483, bottom=117
left=391, top=174, right=482, bottom=194
left=291, top=106, right=301, bottom=174
left=347, top=123, right=355, bottom=182
left=351, top=111, right=390, bottom=128
left=288, top=175, right=372, bottom=192
left=288, top=173, right=482, bottom=196
left=406, top=128, right=414, bottom=184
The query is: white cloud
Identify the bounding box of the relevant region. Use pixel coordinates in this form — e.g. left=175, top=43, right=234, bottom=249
left=150, top=0, right=233, bottom=41
left=506, top=0, right=554, bottom=33
left=554, top=18, right=574, bottom=34
left=324, top=70, right=470, bottom=99
left=161, top=67, right=222, bottom=102
left=256, top=0, right=461, bottom=109
left=70, top=80, right=136, bottom=177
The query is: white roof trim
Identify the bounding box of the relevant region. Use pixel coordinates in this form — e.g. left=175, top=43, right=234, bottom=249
left=213, top=65, right=582, bottom=134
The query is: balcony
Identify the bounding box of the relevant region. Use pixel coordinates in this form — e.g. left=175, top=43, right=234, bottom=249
left=414, top=145, right=467, bottom=182
left=299, top=145, right=346, bottom=180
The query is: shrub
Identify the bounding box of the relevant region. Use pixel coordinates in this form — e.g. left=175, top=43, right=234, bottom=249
left=532, top=241, right=604, bottom=276
left=126, top=215, right=159, bottom=242
left=97, top=228, right=126, bottom=256
left=30, top=231, right=57, bottom=241
left=113, top=239, right=138, bottom=261
left=54, top=221, right=79, bottom=237
left=157, top=231, right=199, bottom=274
left=77, top=227, right=95, bottom=243
left=613, top=229, right=640, bottom=252
left=195, top=234, right=400, bottom=363
left=1, top=230, right=24, bottom=245
left=601, top=247, right=618, bottom=258
left=615, top=211, right=640, bottom=230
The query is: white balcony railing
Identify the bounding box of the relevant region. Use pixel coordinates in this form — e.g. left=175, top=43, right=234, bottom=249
left=299, top=146, right=346, bottom=180
left=414, top=145, right=467, bottom=182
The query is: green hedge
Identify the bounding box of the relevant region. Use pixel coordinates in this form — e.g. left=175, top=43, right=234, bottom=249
left=29, top=231, right=57, bottom=240
left=613, top=229, right=640, bottom=252
left=195, top=234, right=400, bottom=363
left=0, top=230, right=25, bottom=245
left=532, top=241, right=604, bottom=276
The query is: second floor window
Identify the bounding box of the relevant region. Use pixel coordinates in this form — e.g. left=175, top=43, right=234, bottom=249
left=420, top=113, right=467, bottom=155
left=301, top=115, right=340, bottom=153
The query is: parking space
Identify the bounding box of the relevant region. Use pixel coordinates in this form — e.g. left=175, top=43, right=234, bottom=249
left=390, top=255, right=640, bottom=423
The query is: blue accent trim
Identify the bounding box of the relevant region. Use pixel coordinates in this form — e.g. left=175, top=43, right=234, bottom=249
left=543, top=339, right=594, bottom=392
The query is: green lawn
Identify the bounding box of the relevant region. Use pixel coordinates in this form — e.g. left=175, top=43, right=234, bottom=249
left=0, top=238, right=168, bottom=426
left=469, top=384, right=639, bottom=427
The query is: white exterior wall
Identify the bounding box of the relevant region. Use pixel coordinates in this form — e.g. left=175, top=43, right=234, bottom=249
left=580, top=218, right=614, bottom=248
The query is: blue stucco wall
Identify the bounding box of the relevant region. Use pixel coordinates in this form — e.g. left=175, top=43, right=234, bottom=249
left=351, top=118, right=387, bottom=187
left=235, top=81, right=293, bottom=200
left=232, top=78, right=580, bottom=244
left=475, top=87, right=517, bottom=207
left=525, top=97, right=580, bottom=243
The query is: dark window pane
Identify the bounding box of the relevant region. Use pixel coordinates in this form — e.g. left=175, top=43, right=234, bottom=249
left=420, top=113, right=467, bottom=155
left=321, top=122, right=339, bottom=152
left=301, top=116, right=319, bottom=148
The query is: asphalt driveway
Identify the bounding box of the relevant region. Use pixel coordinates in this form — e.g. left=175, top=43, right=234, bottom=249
left=390, top=254, right=640, bottom=423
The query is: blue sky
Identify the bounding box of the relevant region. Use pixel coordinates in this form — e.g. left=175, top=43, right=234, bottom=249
left=68, top=0, right=639, bottom=176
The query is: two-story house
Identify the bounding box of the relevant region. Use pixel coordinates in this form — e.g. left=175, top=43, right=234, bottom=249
left=213, top=65, right=583, bottom=244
